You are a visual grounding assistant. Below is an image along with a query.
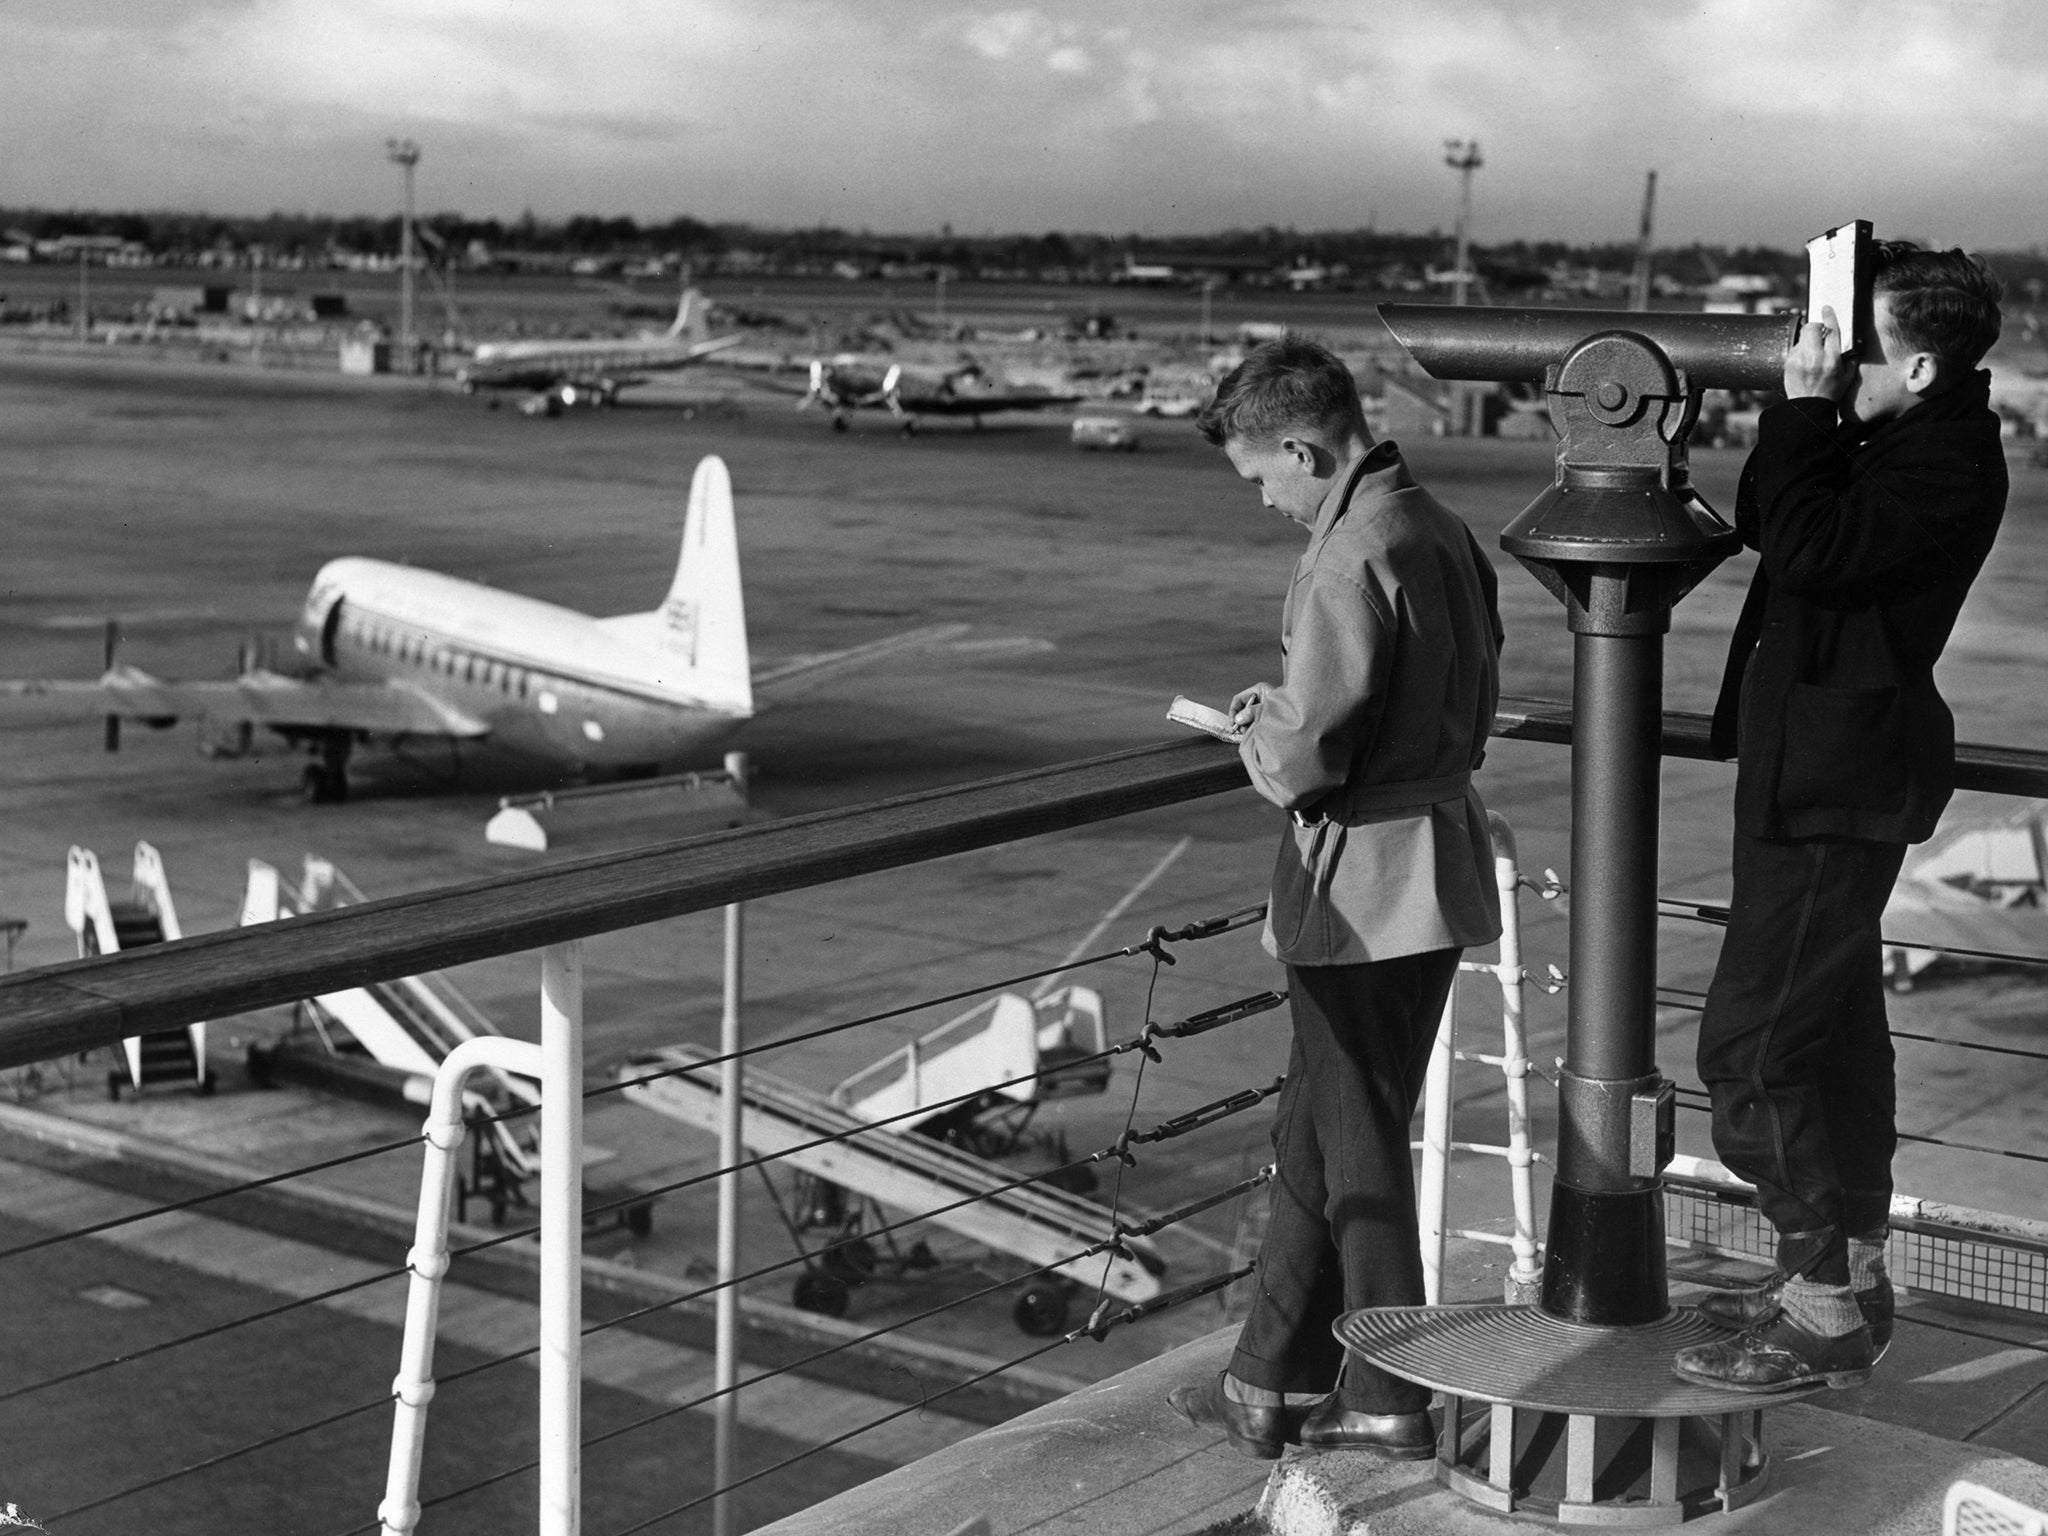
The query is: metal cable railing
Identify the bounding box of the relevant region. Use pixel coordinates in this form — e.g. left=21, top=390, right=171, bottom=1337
left=0, top=1005, right=1257, bottom=1407
left=0, top=919, right=1276, bottom=1453
left=1656, top=895, right=2048, bottom=973
left=0, top=913, right=1265, bottom=1274
left=24, top=900, right=1286, bottom=1531
left=345, top=1179, right=1273, bottom=1535
left=602, top=1264, right=1256, bottom=1536
left=0, top=1127, right=427, bottom=1262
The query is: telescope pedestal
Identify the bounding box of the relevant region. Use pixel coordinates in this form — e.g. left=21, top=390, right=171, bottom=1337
left=1336, top=1304, right=1819, bottom=1526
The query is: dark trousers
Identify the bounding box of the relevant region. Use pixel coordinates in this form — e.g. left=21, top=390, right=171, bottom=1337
left=1697, top=831, right=1906, bottom=1284
left=1230, top=949, right=1460, bottom=1414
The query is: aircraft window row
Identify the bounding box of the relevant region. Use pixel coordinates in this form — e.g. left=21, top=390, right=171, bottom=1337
left=346, top=617, right=547, bottom=699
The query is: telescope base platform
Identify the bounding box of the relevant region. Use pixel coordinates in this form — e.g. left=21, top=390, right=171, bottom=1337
left=1334, top=1304, right=1822, bottom=1526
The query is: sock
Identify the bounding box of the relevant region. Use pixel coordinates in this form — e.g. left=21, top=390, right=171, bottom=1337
left=1780, top=1277, right=1863, bottom=1338
left=1848, top=1231, right=1889, bottom=1293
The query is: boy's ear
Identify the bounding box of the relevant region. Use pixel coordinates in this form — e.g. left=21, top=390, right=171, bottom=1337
left=1277, top=434, right=1324, bottom=472
left=1902, top=349, right=1942, bottom=397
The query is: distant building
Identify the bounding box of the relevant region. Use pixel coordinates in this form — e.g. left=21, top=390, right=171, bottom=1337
left=1703, top=274, right=1795, bottom=316
left=32, top=234, right=150, bottom=265
left=1374, top=377, right=1449, bottom=439
left=150, top=285, right=233, bottom=318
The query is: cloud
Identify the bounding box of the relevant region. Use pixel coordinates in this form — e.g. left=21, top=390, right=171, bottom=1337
left=963, top=9, right=1040, bottom=60
left=0, top=0, right=2043, bottom=245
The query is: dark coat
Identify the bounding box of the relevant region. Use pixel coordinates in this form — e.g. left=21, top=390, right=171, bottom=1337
left=1710, top=371, right=2007, bottom=844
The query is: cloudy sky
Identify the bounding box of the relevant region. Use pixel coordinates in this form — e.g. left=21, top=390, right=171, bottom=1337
left=4, top=0, right=2044, bottom=248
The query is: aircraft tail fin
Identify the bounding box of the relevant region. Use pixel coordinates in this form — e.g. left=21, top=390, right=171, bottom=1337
left=652, top=455, right=752, bottom=712
left=668, top=287, right=710, bottom=345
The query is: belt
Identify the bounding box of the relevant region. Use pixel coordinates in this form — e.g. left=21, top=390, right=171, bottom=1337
left=1291, top=770, right=1473, bottom=828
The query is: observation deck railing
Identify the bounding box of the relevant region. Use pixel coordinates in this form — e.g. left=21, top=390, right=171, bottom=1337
left=0, top=698, right=2043, bottom=1536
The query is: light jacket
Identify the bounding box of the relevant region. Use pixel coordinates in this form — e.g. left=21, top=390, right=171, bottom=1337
left=1240, top=441, right=1504, bottom=965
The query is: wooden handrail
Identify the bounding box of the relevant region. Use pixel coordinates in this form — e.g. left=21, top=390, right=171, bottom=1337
left=2, top=700, right=2041, bottom=1072
left=0, top=737, right=1249, bottom=1069
left=1492, top=695, right=2048, bottom=798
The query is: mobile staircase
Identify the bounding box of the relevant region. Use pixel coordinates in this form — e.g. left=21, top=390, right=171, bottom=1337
left=241, top=855, right=550, bottom=1225
left=621, top=1026, right=1161, bottom=1335
left=65, top=842, right=210, bottom=1097
left=830, top=985, right=1112, bottom=1155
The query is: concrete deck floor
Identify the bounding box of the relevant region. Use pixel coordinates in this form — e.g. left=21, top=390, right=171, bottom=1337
left=751, top=1315, right=2048, bottom=1536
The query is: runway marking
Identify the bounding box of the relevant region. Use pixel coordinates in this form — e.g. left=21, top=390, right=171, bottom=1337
left=0, top=1155, right=986, bottom=1464
left=1032, top=834, right=1193, bottom=999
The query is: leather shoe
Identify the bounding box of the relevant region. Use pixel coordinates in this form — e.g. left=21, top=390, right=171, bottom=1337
left=1166, top=1372, right=1304, bottom=1460
left=1696, top=1271, right=1895, bottom=1353
left=1673, top=1312, right=1876, bottom=1392
left=1298, top=1398, right=1437, bottom=1459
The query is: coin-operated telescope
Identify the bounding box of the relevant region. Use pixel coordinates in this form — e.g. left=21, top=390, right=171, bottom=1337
left=1385, top=303, right=1800, bottom=1326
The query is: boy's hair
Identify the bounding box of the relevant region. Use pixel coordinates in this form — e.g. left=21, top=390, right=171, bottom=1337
left=1872, top=241, right=2003, bottom=370
left=1196, top=334, right=1368, bottom=448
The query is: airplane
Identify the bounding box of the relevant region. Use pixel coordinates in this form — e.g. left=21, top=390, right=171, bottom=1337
left=1660, top=800, right=2048, bottom=993
left=1878, top=799, right=2048, bottom=990
left=454, top=287, right=744, bottom=413
left=792, top=357, right=1084, bottom=434
left=4, top=457, right=1012, bottom=802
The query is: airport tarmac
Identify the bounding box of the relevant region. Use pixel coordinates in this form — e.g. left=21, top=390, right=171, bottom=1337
left=1, top=349, right=2044, bottom=1525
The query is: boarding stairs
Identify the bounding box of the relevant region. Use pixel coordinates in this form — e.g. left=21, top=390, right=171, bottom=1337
left=621, top=1041, right=1164, bottom=1327
left=830, top=986, right=1112, bottom=1154
left=242, top=856, right=546, bottom=1219
left=65, top=843, right=209, bottom=1096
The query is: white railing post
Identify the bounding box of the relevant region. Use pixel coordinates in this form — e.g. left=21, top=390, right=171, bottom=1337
left=379, top=1035, right=544, bottom=1536
left=713, top=902, right=745, bottom=1536
left=540, top=941, right=584, bottom=1536
left=1416, top=976, right=1457, bottom=1306
left=1489, top=814, right=1544, bottom=1302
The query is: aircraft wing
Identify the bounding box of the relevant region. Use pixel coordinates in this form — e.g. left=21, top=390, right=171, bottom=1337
left=902, top=391, right=1084, bottom=417
left=1882, top=877, right=2048, bottom=962
left=3, top=666, right=489, bottom=738
left=742, top=623, right=1045, bottom=705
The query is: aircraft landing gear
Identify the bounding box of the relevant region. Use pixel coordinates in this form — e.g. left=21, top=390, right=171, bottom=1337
left=301, top=733, right=353, bottom=804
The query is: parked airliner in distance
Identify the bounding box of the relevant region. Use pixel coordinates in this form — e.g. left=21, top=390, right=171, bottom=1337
left=455, top=288, right=742, bottom=413
left=6, top=457, right=1002, bottom=801
left=794, top=358, right=1083, bottom=433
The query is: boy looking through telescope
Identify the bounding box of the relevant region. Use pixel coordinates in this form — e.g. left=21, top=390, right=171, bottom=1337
left=1676, top=242, right=2007, bottom=1392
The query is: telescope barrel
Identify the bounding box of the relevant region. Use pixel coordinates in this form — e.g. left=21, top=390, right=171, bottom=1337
left=1377, top=304, right=1801, bottom=392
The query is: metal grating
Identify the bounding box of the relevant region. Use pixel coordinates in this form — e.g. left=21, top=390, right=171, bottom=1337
left=1666, top=1181, right=2048, bottom=1316
left=1894, top=1224, right=2048, bottom=1315
left=1945, top=1480, right=2048, bottom=1536
left=1334, top=1304, right=1820, bottom=1417
left=1665, top=1181, right=1774, bottom=1263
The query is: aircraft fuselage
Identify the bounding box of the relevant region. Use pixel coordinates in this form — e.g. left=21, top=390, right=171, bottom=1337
left=293, top=558, right=749, bottom=772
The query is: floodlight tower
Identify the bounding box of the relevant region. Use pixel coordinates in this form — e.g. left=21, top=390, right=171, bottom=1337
left=1630, top=169, right=1659, bottom=312
left=386, top=138, right=421, bottom=372
left=1444, top=139, right=1483, bottom=306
